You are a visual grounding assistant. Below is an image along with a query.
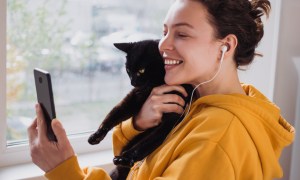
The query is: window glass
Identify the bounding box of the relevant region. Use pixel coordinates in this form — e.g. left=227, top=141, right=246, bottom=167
left=6, top=0, right=172, bottom=143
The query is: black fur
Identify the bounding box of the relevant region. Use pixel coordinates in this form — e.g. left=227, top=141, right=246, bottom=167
left=88, top=39, right=193, bottom=180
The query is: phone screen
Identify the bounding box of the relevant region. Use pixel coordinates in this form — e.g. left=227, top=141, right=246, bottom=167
left=34, top=68, right=57, bottom=141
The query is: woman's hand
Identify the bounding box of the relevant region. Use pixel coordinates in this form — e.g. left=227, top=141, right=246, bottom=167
left=27, top=104, right=75, bottom=172
left=133, top=85, right=188, bottom=131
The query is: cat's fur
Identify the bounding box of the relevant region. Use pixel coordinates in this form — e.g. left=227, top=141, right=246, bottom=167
left=88, top=39, right=193, bottom=180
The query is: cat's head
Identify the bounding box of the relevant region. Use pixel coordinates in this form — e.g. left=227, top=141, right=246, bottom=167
left=114, top=39, right=165, bottom=87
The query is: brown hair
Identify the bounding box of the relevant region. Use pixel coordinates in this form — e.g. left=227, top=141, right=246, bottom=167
left=196, top=0, right=271, bottom=67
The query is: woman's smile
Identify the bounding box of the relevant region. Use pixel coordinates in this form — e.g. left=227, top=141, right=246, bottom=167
left=164, top=58, right=183, bottom=71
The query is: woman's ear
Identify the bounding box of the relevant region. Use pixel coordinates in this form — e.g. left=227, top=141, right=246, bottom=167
left=222, top=34, right=238, bottom=55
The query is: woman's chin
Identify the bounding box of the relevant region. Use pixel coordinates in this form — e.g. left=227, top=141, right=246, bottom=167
left=164, top=78, right=183, bottom=86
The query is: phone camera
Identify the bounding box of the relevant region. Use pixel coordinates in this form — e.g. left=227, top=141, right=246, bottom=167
left=39, top=77, right=43, bottom=83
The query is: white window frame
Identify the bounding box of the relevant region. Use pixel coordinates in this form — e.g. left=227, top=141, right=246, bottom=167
left=0, top=0, right=113, bottom=172
left=0, top=0, right=8, bottom=167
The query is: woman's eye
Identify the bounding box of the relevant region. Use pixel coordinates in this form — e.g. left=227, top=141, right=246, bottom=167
left=177, top=33, right=188, bottom=38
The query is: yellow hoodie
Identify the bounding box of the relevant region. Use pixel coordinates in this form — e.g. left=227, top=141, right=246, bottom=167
left=45, top=84, right=295, bottom=180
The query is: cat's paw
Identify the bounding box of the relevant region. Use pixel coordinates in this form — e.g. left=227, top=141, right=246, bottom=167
left=88, top=128, right=109, bottom=145
left=113, top=156, right=135, bottom=167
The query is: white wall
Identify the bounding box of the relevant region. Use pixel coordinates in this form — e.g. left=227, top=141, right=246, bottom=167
left=290, top=58, right=300, bottom=180
left=274, top=1, right=300, bottom=180
left=234, top=0, right=300, bottom=179
left=238, top=0, right=281, bottom=101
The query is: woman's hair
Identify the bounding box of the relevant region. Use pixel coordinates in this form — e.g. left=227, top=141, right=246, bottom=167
left=196, top=0, right=271, bottom=67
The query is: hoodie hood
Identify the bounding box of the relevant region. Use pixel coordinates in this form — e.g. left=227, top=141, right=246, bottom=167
left=192, top=84, right=295, bottom=178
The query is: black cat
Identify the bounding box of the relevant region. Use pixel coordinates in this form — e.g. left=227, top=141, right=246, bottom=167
left=88, top=39, right=193, bottom=180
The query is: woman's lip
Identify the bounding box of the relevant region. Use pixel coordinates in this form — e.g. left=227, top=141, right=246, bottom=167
left=164, top=63, right=182, bottom=71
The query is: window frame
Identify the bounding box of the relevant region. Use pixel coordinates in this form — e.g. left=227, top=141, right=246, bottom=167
left=0, top=0, right=113, bottom=168
left=0, top=0, right=8, bottom=167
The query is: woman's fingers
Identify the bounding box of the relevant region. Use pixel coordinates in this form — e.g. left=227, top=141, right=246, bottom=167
left=133, top=85, right=189, bottom=131
left=154, top=103, right=185, bottom=115
left=27, top=118, right=38, bottom=145
left=152, top=85, right=188, bottom=97
left=51, top=119, right=68, bottom=145
left=149, top=103, right=185, bottom=126
left=152, top=94, right=186, bottom=108
left=28, top=105, right=75, bottom=172
left=35, top=104, right=48, bottom=142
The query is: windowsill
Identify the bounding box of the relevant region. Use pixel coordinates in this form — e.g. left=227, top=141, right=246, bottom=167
left=0, top=149, right=114, bottom=180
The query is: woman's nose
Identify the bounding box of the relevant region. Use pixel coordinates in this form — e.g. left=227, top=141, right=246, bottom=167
left=159, top=34, right=174, bottom=52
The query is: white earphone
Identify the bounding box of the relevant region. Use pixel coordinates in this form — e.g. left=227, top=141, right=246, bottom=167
left=171, top=43, right=230, bottom=134
left=220, top=44, right=229, bottom=64
left=221, top=44, right=228, bottom=54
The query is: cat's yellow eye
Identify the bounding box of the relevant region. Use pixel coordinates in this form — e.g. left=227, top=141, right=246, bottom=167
left=139, top=69, right=145, bottom=74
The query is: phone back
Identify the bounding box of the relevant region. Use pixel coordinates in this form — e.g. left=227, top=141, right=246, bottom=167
left=34, top=68, right=56, bottom=141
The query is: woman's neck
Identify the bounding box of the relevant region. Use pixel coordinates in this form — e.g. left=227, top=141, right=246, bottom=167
left=196, top=67, right=246, bottom=97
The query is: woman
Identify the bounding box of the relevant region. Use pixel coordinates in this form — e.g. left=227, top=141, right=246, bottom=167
left=28, top=0, right=295, bottom=179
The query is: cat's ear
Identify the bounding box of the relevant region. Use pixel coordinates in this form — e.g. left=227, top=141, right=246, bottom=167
left=114, top=42, right=135, bottom=53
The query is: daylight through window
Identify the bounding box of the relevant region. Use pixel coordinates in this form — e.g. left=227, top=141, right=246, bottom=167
left=6, top=0, right=172, bottom=144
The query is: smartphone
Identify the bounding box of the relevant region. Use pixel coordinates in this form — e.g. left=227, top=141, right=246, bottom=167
left=34, top=68, right=57, bottom=141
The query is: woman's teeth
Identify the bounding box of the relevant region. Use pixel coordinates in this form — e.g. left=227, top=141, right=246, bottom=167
left=164, top=59, right=183, bottom=65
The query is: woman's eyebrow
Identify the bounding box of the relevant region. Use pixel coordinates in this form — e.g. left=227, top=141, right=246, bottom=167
left=163, top=22, right=195, bottom=29
left=173, top=22, right=194, bottom=29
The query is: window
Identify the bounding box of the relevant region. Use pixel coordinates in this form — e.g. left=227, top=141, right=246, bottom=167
left=1, top=0, right=173, bottom=167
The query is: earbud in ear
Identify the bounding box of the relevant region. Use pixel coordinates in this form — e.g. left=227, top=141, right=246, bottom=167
left=221, top=44, right=229, bottom=53
left=220, top=44, right=229, bottom=62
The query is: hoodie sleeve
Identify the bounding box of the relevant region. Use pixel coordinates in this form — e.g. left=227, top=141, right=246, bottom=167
left=155, top=140, right=235, bottom=180
left=45, top=119, right=141, bottom=180
left=112, top=118, right=144, bottom=156
left=45, top=156, right=111, bottom=180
